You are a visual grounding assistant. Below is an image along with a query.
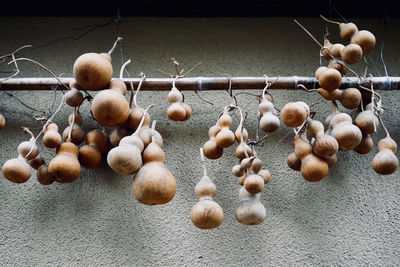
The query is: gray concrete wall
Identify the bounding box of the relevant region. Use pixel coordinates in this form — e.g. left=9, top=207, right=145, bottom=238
left=0, top=17, right=399, bottom=266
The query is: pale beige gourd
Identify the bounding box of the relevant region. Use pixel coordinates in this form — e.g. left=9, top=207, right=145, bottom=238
left=258, top=94, right=280, bottom=133
left=307, top=119, right=338, bottom=158
left=354, top=103, right=379, bottom=135
left=294, top=134, right=329, bottom=182
left=235, top=187, right=266, bottom=225
left=79, top=130, right=110, bottom=169
left=42, top=123, right=62, bottom=148
left=281, top=101, right=309, bottom=128
left=48, top=140, right=81, bottom=183
left=215, top=110, right=235, bottom=148
left=372, top=136, right=398, bottom=175
left=328, top=112, right=362, bottom=151
left=132, top=121, right=176, bottom=205
left=2, top=136, right=35, bottom=183
left=234, top=125, right=253, bottom=159
left=107, top=109, right=150, bottom=175
left=190, top=148, right=223, bottom=229
left=167, top=82, right=191, bottom=121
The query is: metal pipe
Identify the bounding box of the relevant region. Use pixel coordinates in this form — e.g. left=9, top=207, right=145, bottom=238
left=0, top=76, right=399, bottom=91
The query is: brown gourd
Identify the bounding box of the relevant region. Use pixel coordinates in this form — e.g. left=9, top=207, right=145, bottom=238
left=317, top=88, right=361, bottom=109
left=306, top=119, right=338, bottom=158
left=328, top=112, right=362, bottom=151
left=109, top=126, right=131, bottom=147
left=203, top=122, right=223, bottom=159
left=215, top=109, right=235, bottom=148
left=48, top=139, right=81, bottom=183
left=372, top=136, right=398, bottom=175
left=65, top=79, right=84, bottom=107
left=132, top=121, right=176, bottom=205
left=42, top=123, right=62, bottom=148
left=294, top=134, right=329, bottom=182
left=235, top=187, right=266, bottom=225
left=91, top=59, right=131, bottom=127
left=320, top=15, right=358, bottom=41
left=73, top=37, right=121, bottom=90
left=351, top=30, right=376, bottom=54
left=29, top=154, right=55, bottom=185
left=328, top=60, right=348, bottom=76
left=79, top=129, right=110, bottom=169
left=63, top=110, right=85, bottom=145
left=341, top=44, right=363, bottom=65
left=353, top=134, right=373, bottom=154
left=0, top=114, right=5, bottom=130
left=190, top=148, right=223, bottom=229
left=317, top=68, right=342, bottom=91
left=287, top=152, right=301, bottom=171
left=281, top=101, right=309, bottom=128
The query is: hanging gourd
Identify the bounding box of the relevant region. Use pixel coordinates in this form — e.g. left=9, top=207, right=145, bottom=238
left=132, top=121, right=176, bottom=205
left=190, top=148, right=224, bottom=229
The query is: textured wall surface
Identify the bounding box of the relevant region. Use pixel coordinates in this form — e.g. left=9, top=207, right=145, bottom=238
left=0, top=17, right=399, bottom=266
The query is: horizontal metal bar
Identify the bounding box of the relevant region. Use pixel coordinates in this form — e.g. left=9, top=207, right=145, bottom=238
left=0, top=76, right=399, bottom=91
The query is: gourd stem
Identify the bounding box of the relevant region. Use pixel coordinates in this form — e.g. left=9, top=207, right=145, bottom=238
left=119, top=59, right=131, bottom=80
left=151, top=120, right=157, bottom=143
left=133, top=74, right=147, bottom=108
left=108, top=36, right=123, bottom=55
left=298, top=84, right=317, bottom=92
left=133, top=104, right=154, bottom=135
left=68, top=107, right=76, bottom=140
left=377, top=115, right=390, bottom=138
left=22, top=127, right=35, bottom=139
left=199, top=147, right=207, bottom=177
left=237, top=106, right=250, bottom=159
left=332, top=101, right=338, bottom=112
left=320, top=15, right=341, bottom=25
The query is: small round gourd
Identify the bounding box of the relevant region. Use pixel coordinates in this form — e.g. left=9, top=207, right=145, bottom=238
left=341, top=44, right=363, bottom=64
left=167, top=86, right=189, bottom=121
left=354, top=104, right=379, bottom=135
left=203, top=123, right=223, bottom=159
left=0, top=114, right=5, bottom=130
left=2, top=155, right=31, bottom=183
left=353, top=134, right=373, bottom=155
left=307, top=119, right=338, bottom=158
left=235, top=126, right=253, bottom=159
left=48, top=141, right=81, bottom=183
left=108, top=79, right=127, bottom=95
left=351, top=30, right=376, bottom=54
left=328, top=60, right=348, bottom=76
left=18, top=139, right=39, bottom=161
left=91, top=88, right=130, bottom=126
left=287, top=152, right=301, bottom=171
left=215, top=111, right=235, bottom=148
left=329, top=112, right=362, bottom=151
left=329, top=43, right=345, bottom=58
left=281, top=101, right=309, bottom=128
left=372, top=136, right=398, bottom=175
left=129, top=107, right=151, bottom=131
left=339, top=22, right=358, bottom=40
left=43, top=123, right=62, bottom=148
left=259, top=96, right=280, bottom=133
left=318, top=68, right=342, bottom=91
left=62, top=124, right=85, bottom=145
left=243, top=174, right=264, bottom=194
left=65, top=88, right=84, bottom=107
left=29, top=155, right=45, bottom=170
left=79, top=130, right=110, bottom=169
left=37, top=165, right=55, bottom=185
left=109, top=126, right=130, bottom=147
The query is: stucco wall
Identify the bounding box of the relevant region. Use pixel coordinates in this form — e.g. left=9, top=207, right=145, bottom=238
left=0, top=17, right=399, bottom=266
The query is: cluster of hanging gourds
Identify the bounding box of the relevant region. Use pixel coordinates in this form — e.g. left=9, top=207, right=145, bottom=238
left=1, top=19, right=398, bottom=230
